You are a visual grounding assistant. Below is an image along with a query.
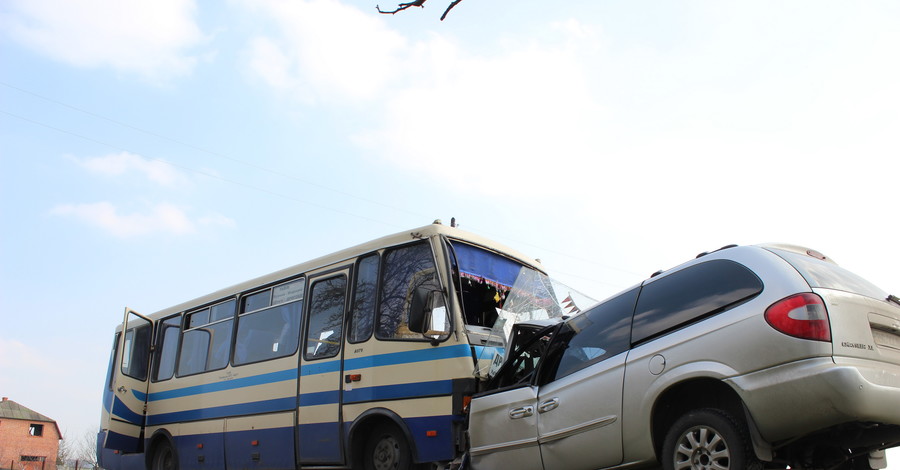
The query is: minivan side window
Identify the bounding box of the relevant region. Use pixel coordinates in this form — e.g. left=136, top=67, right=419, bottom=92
left=631, top=260, right=763, bottom=345
left=548, top=287, right=639, bottom=381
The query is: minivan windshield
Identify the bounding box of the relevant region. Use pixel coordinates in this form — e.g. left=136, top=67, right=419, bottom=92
left=770, top=248, right=888, bottom=300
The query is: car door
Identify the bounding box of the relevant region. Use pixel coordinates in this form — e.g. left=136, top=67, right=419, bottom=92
left=469, top=322, right=557, bottom=470
left=469, top=288, right=637, bottom=470
left=534, top=288, right=636, bottom=469
left=468, top=385, right=543, bottom=470
left=535, top=353, right=627, bottom=469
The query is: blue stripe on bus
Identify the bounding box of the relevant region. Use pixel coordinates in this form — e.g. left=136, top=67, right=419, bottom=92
left=296, top=379, right=453, bottom=407
left=139, top=344, right=475, bottom=403
left=145, top=377, right=456, bottom=425
left=299, top=343, right=473, bottom=377
left=111, top=396, right=144, bottom=425
left=343, top=379, right=453, bottom=404
left=146, top=396, right=296, bottom=426
left=298, top=389, right=340, bottom=407
left=339, top=343, right=472, bottom=372
left=140, top=368, right=297, bottom=402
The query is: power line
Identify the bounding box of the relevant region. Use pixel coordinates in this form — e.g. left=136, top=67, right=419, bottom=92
left=0, top=108, right=404, bottom=230
left=1, top=81, right=641, bottom=282
left=0, top=80, right=429, bottom=220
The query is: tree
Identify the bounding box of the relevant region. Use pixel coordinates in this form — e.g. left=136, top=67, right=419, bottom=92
left=376, top=0, right=464, bottom=20
left=75, top=429, right=98, bottom=468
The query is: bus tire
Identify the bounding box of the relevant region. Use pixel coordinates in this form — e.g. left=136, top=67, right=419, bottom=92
left=364, top=422, right=418, bottom=470
left=150, top=439, right=178, bottom=470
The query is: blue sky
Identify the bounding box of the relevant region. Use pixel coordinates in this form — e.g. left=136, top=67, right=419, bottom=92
left=1, top=0, right=898, bottom=461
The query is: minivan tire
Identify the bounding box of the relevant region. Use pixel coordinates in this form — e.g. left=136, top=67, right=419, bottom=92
left=661, top=408, right=760, bottom=470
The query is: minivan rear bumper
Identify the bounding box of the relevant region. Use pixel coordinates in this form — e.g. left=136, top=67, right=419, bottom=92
left=726, top=357, right=900, bottom=444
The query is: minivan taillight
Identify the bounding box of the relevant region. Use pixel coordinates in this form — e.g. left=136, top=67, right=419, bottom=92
left=764, top=293, right=831, bottom=342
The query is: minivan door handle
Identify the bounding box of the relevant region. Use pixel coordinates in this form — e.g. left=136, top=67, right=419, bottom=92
left=509, top=406, right=534, bottom=419
left=538, top=398, right=559, bottom=413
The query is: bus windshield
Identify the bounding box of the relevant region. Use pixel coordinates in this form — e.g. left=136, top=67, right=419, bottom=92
left=448, top=241, right=596, bottom=378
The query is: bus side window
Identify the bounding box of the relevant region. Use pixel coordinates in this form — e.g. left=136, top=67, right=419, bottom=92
left=306, top=275, right=347, bottom=360
left=177, top=299, right=235, bottom=376
left=349, top=254, right=379, bottom=343
left=122, top=323, right=152, bottom=381
left=234, top=279, right=304, bottom=365
left=153, top=315, right=181, bottom=381
left=377, top=241, right=442, bottom=341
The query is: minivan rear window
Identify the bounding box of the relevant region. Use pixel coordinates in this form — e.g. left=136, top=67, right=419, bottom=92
left=769, top=249, right=887, bottom=300
left=632, top=260, right=763, bottom=344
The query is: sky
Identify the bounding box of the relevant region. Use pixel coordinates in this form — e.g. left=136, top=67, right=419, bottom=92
left=1, top=0, right=899, bottom=464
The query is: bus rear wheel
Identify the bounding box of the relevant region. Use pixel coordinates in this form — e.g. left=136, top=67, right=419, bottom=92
left=150, top=440, right=178, bottom=470
left=364, top=423, right=418, bottom=470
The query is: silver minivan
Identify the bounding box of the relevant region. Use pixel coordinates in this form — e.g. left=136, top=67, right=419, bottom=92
left=467, top=244, right=900, bottom=470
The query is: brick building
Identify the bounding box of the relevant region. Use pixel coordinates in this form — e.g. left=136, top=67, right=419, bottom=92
left=0, top=397, right=62, bottom=470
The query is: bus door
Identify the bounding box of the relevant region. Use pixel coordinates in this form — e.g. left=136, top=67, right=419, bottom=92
left=297, top=269, right=350, bottom=465
left=103, top=308, right=153, bottom=453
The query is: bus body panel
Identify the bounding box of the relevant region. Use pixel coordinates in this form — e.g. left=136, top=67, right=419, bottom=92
left=98, top=223, right=546, bottom=469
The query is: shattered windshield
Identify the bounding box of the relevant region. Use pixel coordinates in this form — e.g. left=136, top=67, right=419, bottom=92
left=474, top=268, right=596, bottom=378
left=447, top=240, right=597, bottom=378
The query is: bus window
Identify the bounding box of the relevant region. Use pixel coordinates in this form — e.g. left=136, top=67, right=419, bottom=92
left=122, top=322, right=151, bottom=381
left=177, top=299, right=235, bottom=376
left=449, top=242, right=523, bottom=329
left=153, top=315, right=181, bottom=381
left=234, top=279, right=304, bottom=365
left=377, top=241, right=443, bottom=341
left=306, top=275, right=347, bottom=360
left=105, top=333, right=120, bottom=391
left=349, top=254, right=379, bottom=343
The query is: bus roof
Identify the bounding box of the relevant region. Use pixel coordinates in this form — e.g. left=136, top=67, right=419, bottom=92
left=137, top=221, right=544, bottom=321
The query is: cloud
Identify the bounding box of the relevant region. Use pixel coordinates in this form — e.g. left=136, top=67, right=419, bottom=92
left=0, top=338, right=55, bottom=371
left=240, top=0, right=406, bottom=103
left=352, top=26, right=610, bottom=195
left=51, top=202, right=198, bottom=237
left=0, top=0, right=208, bottom=81
left=241, top=2, right=609, bottom=194
left=68, top=152, right=187, bottom=186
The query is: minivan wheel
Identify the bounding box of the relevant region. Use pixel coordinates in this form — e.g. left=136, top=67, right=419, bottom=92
left=662, top=408, right=759, bottom=470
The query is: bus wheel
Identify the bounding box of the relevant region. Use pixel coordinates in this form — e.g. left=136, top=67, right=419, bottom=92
left=150, top=440, right=178, bottom=470
left=365, top=423, right=414, bottom=470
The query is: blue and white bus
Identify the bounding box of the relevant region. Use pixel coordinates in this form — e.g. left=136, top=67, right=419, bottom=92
left=98, top=221, right=579, bottom=470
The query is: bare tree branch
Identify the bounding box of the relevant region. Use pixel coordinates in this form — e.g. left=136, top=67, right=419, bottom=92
left=376, top=0, right=465, bottom=20
left=439, top=0, right=463, bottom=20
left=376, top=0, right=426, bottom=15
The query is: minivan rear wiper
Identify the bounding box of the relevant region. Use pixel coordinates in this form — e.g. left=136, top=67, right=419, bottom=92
left=887, top=295, right=900, bottom=307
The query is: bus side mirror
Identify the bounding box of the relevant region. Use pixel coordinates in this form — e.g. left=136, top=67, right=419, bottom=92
left=408, top=286, right=432, bottom=334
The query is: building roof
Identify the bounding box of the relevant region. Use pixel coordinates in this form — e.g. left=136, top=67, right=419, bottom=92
left=0, top=397, right=56, bottom=423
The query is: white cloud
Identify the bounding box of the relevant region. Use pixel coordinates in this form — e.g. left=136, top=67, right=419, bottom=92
left=199, top=213, right=237, bottom=229
left=353, top=25, right=609, bottom=195
left=0, top=338, right=55, bottom=371
left=51, top=202, right=198, bottom=237
left=241, top=1, right=610, bottom=193
left=68, top=152, right=187, bottom=186
left=240, top=0, right=900, bottom=225
left=240, top=0, right=406, bottom=103
left=0, top=0, right=207, bottom=81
